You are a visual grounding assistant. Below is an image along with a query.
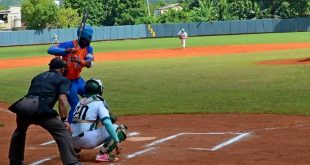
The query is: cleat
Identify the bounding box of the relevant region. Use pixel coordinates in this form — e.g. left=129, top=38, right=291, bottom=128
left=95, top=153, right=118, bottom=162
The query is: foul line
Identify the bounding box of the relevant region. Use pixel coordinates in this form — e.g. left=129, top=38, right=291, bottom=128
left=188, top=132, right=251, bottom=151
left=208, top=132, right=250, bottom=151
left=40, top=140, right=56, bottom=146
left=127, top=147, right=156, bottom=159
left=145, top=132, right=245, bottom=148
left=29, top=156, right=57, bottom=165
left=145, top=133, right=184, bottom=147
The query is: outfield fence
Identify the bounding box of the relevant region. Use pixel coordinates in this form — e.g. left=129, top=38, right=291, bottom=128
left=0, top=17, right=310, bottom=47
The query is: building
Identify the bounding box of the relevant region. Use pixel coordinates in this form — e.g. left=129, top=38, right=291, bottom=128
left=154, top=3, right=182, bottom=16
left=0, top=6, right=21, bottom=30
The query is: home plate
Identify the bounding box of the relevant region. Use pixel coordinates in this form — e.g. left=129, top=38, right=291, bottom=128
left=127, top=137, right=157, bottom=142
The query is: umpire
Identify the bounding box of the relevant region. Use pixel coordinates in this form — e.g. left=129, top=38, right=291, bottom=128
left=8, top=58, right=81, bottom=165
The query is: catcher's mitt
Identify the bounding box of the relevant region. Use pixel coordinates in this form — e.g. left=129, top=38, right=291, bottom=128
left=116, top=124, right=128, bottom=141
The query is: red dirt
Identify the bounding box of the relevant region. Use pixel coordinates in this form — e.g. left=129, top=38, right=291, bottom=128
left=1, top=43, right=310, bottom=69
left=1, top=111, right=310, bottom=165
left=1, top=43, right=310, bottom=165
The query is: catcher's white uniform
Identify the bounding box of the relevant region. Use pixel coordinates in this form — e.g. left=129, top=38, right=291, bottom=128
left=70, top=97, right=118, bottom=149
left=178, top=29, right=188, bottom=48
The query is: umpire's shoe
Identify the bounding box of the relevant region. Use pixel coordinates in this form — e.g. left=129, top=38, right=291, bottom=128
left=10, top=160, right=23, bottom=165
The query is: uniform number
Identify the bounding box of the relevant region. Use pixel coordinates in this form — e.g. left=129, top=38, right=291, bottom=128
left=73, top=105, right=89, bottom=122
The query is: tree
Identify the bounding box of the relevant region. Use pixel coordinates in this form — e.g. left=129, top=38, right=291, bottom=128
left=156, top=9, right=192, bottom=23
left=252, top=0, right=309, bottom=18
left=102, top=0, right=147, bottom=26
left=21, top=0, right=58, bottom=29
left=215, top=0, right=231, bottom=21
left=0, top=5, right=8, bottom=10
left=190, top=0, right=217, bottom=22
left=135, top=16, right=156, bottom=24
left=274, top=1, right=292, bottom=18
left=64, top=0, right=104, bottom=26
left=287, top=0, right=309, bottom=17
left=229, top=0, right=260, bottom=20
left=57, top=7, right=80, bottom=28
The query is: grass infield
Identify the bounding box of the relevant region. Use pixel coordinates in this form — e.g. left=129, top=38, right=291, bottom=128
left=0, top=32, right=309, bottom=116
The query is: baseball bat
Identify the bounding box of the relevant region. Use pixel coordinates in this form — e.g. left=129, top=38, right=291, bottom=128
left=77, top=9, right=89, bottom=43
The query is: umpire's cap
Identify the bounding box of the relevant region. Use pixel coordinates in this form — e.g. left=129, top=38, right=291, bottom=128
left=49, top=57, right=67, bottom=69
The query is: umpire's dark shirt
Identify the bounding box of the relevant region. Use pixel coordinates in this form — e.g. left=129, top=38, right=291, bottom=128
left=27, top=70, right=70, bottom=108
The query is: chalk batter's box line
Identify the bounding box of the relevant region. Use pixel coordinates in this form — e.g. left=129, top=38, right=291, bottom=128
left=127, top=132, right=251, bottom=159
left=31, top=132, right=251, bottom=163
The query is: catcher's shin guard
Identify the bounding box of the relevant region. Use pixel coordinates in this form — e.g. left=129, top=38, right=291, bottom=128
left=100, top=124, right=128, bottom=154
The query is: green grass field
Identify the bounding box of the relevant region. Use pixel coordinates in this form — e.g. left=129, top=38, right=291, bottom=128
left=0, top=32, right=309, bottom=116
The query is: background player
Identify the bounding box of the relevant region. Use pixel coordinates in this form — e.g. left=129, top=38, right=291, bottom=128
left=70, top=78, right=127, bottom=162
left=47, top=25, right=94, bottom=123
left=178, top=28, right=188, bottom=48
left=51, top=34, right=59, bottom=45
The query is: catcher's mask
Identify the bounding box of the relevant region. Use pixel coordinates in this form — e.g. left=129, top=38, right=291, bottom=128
left=84, top=78, right=104, bottom=96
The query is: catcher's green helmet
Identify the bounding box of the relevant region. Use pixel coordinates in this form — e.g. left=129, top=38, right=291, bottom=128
left=84, top=78, right=104, bottom=96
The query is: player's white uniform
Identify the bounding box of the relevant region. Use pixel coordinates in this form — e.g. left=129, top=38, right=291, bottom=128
left=51, top=34, right=59, bottom=45
left=70, top=97, right=118, bottom=149
left=178, top=30, right=188, bottom=48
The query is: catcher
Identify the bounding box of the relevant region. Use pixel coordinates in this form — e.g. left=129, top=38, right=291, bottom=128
left=178, top=28, right=188, bottom=48
left=70, top=78, right=127, bottom=162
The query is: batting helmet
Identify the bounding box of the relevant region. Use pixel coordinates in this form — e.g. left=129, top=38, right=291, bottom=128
left=77, top=25, right=93, bottom=42
left=84, top=78, right=104, bottom=96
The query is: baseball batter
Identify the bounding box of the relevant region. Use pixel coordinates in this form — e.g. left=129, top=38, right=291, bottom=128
left=47, top=25, right=94, bottom=124
left=178, top=28, right=188, bottom=48
left=70, top=78, right=127, bottom=162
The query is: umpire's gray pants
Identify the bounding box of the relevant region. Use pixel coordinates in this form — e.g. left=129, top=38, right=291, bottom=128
left=9, top=115, right=79, bottom=165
